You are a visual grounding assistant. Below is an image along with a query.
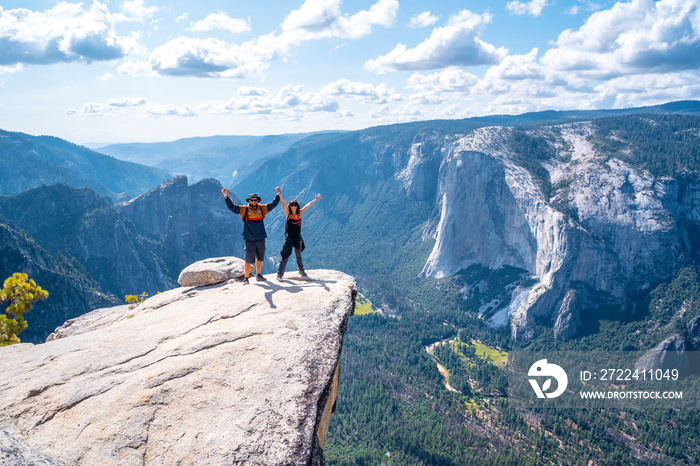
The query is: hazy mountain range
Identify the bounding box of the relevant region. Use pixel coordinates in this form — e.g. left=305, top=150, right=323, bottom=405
left=93, top=132, right=316, bottom=186
left=0, top=129, right=171, bottom=201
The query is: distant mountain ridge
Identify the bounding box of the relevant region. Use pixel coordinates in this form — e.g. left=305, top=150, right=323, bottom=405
left=94, top=132, right=319, bottom=186
left=0, top=129, right=172, bottom=201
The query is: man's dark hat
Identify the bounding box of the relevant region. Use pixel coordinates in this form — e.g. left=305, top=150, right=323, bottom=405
left=246, top=193, right=262, bottom=202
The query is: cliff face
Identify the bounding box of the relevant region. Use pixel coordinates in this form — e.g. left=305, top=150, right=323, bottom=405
left=413, top=122, right=697, bottom=340
left=0, top=266, right=355, bottom=465
left=120, top=175, right=245, bottom=276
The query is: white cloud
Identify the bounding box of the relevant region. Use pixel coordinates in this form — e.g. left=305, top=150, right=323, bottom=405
left=98, top=72, right=115, bottom=81
left=192, top=84, right=342, bottom=118
left=108, top=97, right=147, bottom=107
left=114, top=0, right=158, bottom=23
left=78, top=102, right=111, bottom=116
left=365, top=10, right=507, bottom=73
left=0, top=2, right=127, bottom=66
left=145, top=36, right=286, bottom=78
left=409, top=11, right=440, bottom=28
left=482, top=48, right=545, bottom=82
left=146, top=103, right=197, bottom=117
left=122, top=0, right=397, bottom=79
left=190, top=13, right=251, bottom=34
left=407, top=68, right=479, bottom=92
left=282, top=0, right=398, bottom=39
left=176, top=13, right=189, bottom=23
left=368, top=104, right=389, bottom=118
left=320, top=79, right=402, bottom=103
left=237, top=86, right=269, bottom=96
left=72, top=84, right=344, bottom=120
left=406, top=68, right=478, bottom=104
left=69, top=98, right=198, bottom=118
left=593, top=71, right=700, bottom=108
left=542, top=0, right=700, bottom=79
left=506, top=0, right=549, bottom=16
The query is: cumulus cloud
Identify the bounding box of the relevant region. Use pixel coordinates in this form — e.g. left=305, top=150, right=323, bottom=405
left=69, top=98, right=197, bottom=118
left=506, top=0, right=549, bottom=16
left=114, top=0, right=158, bottom=23
left=282, top=0, right=398, bottom=39
left=409, top=11, right=440, bottom=28
left=190, top=12, right=251, bottom=34
left=146, top=104, right=197, bottom=117
left=406, top=68, right=478, bottom=103
left=542, top=0, right=700, bottom=79
left=72, top=84, right=343, bottom=121
left=365, top=10, right=507, bottom=73
left=222, top=84, right=340, bottom=113
left=121, top=0, right=397, bottom=79
left=0, top=2, right=127, bottom=67
left=320, top=79, right=402, bottom=103
left=482, top=48, right=546, bottom=82
left=145, top=36, right=280, bottom=78
left=593, top=71, right=700, bottom=108
left=108, top=97, right=147, bottom=107
left=407, top=68, right=479, bottom=92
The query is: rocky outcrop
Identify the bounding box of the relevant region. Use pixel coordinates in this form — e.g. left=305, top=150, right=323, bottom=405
left=635, top=334, right=699, bottom=376
left=0, top=269, right=355, bottom=465
left=689, top=316, right=700, bottom=341
left=553, top=289, right=583, bottom=341
left=120, top=175, right=245, bottom=277
left=416, top=123, right=695, bottom=340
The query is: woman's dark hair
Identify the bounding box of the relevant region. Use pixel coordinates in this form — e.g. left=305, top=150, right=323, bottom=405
left=288, top=200, right=300, bottom=217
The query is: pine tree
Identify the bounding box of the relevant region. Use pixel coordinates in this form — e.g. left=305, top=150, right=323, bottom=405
left=0, top=273, right=49, bottom=346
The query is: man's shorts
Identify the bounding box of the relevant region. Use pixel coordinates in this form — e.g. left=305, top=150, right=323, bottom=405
left=244, top=239, right=266, bottom=263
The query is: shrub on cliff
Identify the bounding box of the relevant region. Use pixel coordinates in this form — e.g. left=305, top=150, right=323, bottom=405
left=0, top=273, right=49, bottom=346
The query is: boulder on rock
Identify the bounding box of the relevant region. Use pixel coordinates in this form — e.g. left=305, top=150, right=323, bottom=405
left=177, top=256, right=245, bottom=287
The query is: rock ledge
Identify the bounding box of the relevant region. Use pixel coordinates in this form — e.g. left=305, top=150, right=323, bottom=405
left=0, top=269, right=355, bottom=465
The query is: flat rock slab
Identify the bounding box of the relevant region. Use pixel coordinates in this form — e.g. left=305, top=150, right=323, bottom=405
left=46, top=304, right=133, bottom=341
left=0, top=270, right=355, bottom=466
left=177, top=256, right=246, bottom=287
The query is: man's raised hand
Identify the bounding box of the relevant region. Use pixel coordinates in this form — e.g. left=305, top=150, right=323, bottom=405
left=275, top=186, right=281, bottom=195
left=221, top=188, right=228, bottom=198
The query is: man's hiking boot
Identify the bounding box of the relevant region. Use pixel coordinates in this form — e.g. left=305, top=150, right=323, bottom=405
left=243, top=277, right=250, bottom=285
left=256, top=274, right=267, bottom=282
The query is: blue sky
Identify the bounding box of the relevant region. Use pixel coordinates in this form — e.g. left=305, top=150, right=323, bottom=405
left=1, top=0, right=699, bottom=143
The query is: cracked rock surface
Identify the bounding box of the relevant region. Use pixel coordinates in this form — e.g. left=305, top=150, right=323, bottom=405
left=0, top=269, right=355, bottom=466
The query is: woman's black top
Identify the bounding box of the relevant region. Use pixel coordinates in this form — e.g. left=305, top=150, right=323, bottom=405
left=286, top=214, right=302, bottom=238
